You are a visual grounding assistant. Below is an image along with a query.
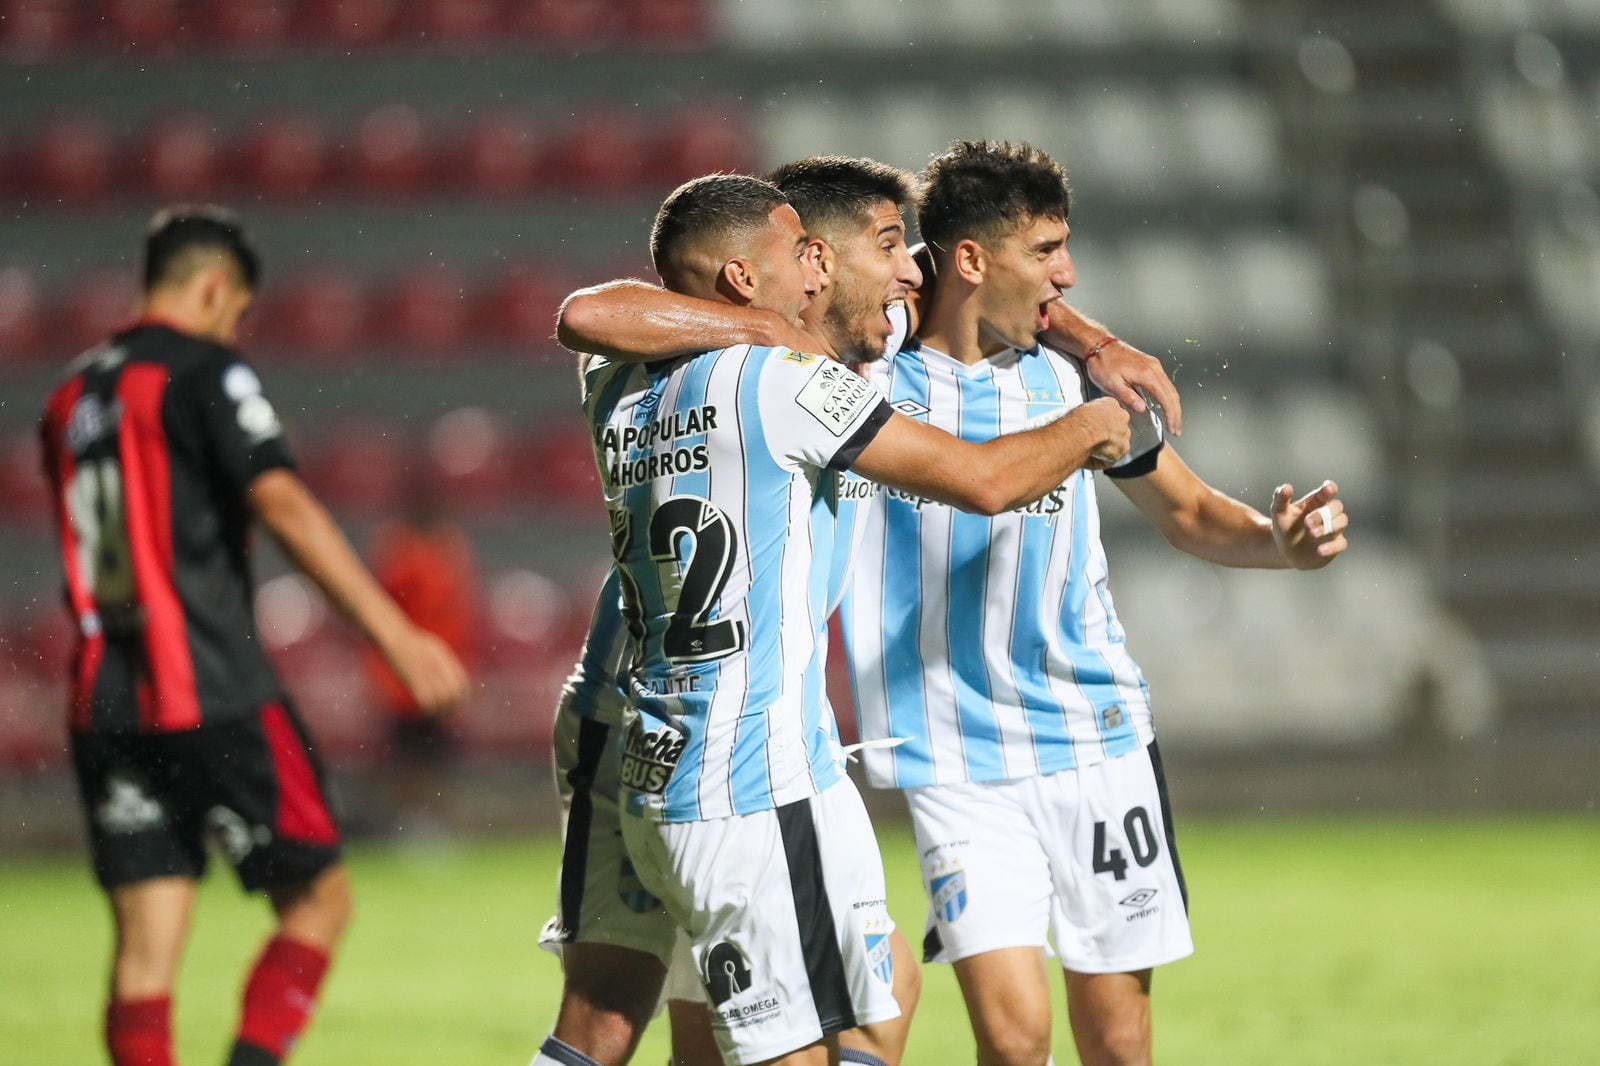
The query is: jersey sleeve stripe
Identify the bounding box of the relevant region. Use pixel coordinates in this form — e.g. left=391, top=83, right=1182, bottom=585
left=827, top=399, right=892, bottom=470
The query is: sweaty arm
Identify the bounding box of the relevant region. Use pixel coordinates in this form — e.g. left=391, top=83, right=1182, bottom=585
left=849, top=398, right=1131, bottom=517
left=1113, top=447, right=1349, bottom=570
left=251, top=470, right=469, bottom=712
left=557, top=279, right=820, bottom=362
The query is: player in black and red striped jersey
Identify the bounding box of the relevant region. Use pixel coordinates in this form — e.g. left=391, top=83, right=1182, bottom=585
left=38, top=206, right=470, bottom=1066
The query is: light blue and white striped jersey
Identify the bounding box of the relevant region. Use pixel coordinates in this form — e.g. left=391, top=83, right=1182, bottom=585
left=839, top=339, right=1155, bottom=790
left=554, top=569, right=631, bottom=727
left=583, top=344, right=891, bottom=823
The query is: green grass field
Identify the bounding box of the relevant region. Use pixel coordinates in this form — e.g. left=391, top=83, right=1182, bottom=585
left=2, top=817, right=1595, bottom=1064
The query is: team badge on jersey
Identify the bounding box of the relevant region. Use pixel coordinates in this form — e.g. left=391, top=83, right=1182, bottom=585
left=796, top=359, right=876, bottom=436
left=929, top=869, right=968, bottom=923
left=864, top=932, right=894, bottom=985
left=780, top=349, right=817, bottom=366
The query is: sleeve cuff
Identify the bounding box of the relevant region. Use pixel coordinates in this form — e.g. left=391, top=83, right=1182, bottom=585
left=1104, top=441, right=1164, bottom=480
left=828, top=400, right=893, bottom=471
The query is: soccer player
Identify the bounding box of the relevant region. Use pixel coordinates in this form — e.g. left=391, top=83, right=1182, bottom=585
left=538, top=155, right=1180, bottom=1066
left=540, top=172, right=1129, bottom=1066
left=38, top=206, right=470, bottom=1066
left=836, top=140, right=1349, bottom=1066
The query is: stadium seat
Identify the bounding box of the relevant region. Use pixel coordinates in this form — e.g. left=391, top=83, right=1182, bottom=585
left=203, top=0, right=294, bottom=54
left=0, top=0, right=78, bottom=61
left=346, top=103, right=432, bottom=196
left=480, top=569, right=572, bottom=666
left=297, top=0, right=399, bottom=47
left=1226, top=235, right=1331, bottom=349
left=95, top=0, right=186, bottom=51
left=650, top=107, right=755, bottom=186
left=0, top=266, right=46, bottom=363
left=1269, top=386, right=1385, bottom=512
left=508, top=0, right=620, bottom=45
left=475, top=266, right=569, bottom=350
left=28, top=113, right=116, bottom=202
left=375, top=265, right=472, bottom=353
left=426, top=406, right=520, bottom=513
left=622, top=0, right=710, bottom=46
left=296, top=419, right=409, bottom=515
left=456, top=111, right=543, bottom=197
left=516, top=424, right=604, bottom=519
left=545, top=111, right=650, bottom=193
left=402, top=0, right=500, bottom=46
left=257, top=573, right=382, bottom=761
left=1179, top=85, right=1279, bottom=194
left=236, top=114, right=330, bottom=199
left=135, top=112, right=222, bottom=199
left=256, top=269, right=370, bottom=359
left=60, top=270, right=140, bottom=353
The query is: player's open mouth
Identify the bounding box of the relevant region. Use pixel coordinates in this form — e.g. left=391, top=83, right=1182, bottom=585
left=885, top=298, right=905, bottom=332
left=1038, top=300, right=1053, bottom=331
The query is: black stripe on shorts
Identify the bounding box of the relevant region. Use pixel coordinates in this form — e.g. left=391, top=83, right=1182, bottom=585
left=557, top=717, right=612, bottom=940
left=776, top=796, right=858, bottom=1035
left=1148, top=739, right=1189, bottom=911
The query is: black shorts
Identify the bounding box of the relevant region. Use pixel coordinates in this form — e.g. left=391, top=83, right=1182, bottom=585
left=71, top=701, right=343, bottom=893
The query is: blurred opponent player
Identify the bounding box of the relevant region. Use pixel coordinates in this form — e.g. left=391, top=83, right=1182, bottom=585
left=540, top=155, right=1179, bottom=1066
left=533, top=173, right=1131, bottom=1066
left=834, top=140, right=1350, bottom=1066
left=38, top=206, right=469, bottom=1066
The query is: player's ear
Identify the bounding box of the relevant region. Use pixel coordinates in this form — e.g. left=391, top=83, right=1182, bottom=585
left=951, top=239, right=985, bottom=285
left=717, top=256, right=759, bottom=305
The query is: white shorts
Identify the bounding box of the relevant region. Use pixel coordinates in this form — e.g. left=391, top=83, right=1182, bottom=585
left=538, top=712, right=678, bottom=966
left=909, top=740, right=1194, bottom=975
left=621, top=777, right=901, bottom=1065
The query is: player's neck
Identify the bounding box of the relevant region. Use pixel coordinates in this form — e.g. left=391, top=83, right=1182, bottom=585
left=917, top=289, right=993, bottom=366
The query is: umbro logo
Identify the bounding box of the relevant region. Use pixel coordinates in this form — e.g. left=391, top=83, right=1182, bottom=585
left=891, top=399, right=929, bottom=419
left=1120, top=888, right=1158, bottom=908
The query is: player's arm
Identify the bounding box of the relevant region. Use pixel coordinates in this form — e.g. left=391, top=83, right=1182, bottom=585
left=849, top=399, right=1131, bottom=517
left=1113, top=448, right=1349, bottom=569
left=1040, top=302, right=1184, bottom=435
left=250, top=470, right=470, bottom=712
left=557, top=279, right=821, bottom=362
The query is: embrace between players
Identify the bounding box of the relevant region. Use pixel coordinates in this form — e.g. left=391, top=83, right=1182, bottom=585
left=41, top=140, right=1348, bottom=1066
left=532, top=141, right=1350, bottom=1066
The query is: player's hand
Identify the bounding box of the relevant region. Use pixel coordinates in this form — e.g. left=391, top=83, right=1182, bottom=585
left=386, top=628, right=470, bottom=715
left=1270, top=480, right=1349, bottom=570
left=1083, top=339, right=1183, bottom=436
left=1077, top=397, right=1132, bottom=469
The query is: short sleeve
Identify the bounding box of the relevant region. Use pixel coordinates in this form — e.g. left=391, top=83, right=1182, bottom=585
left=186, top=355, right=296, bottom=497
left=756, top=348, right=892, bottom=472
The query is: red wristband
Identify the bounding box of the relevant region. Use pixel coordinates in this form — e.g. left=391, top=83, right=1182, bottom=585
left=1082, top=336, right=1120, bottom=360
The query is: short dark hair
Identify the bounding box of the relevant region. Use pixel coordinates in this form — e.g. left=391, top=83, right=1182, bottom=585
left=649, top=174, right=789, bottom=285
left=143, top=204, right=261, bottom=292
left=767, top=156, right=915, bottom=243
left=917, top=140, right=1071, bottom=256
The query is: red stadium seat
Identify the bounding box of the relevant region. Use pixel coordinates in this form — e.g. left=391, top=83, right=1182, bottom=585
left=61, top=270, right=140, bottom=353
left=0, top=0, right=78, bottom=62
left=650, top=107, right=755, bottom=186
left=376, top=265, right=471, bottom=354
left=0, top=266, right=46, bottom=362
left=135, top=112, right=222, bottom=199
left=256, top=270, right=369, bottom=359
left=425, top=406, right=519, bottom=513
left=456, top=111, right=542, bottom=197
left=507, top=0, right=619, bottom=45
left=0, top=429, right=52, bottom=531
left=297, top=0, right=399, bottom=47
left=402, top=0, right=500, bottom=46
left=517, top=425, right=604, bottom=519
left=96, top=0, right=186, bottom=51
left=29, top=114, right=116, bottom=203
left=346, top=103, right=431, bottom=196
left=203, top=0, right=294, bottom=54
left=546, top=111, right=650, bottom=193
left=236, top=114, right=329, bottom=199
left=475, top=266, right=569, bottom=351
left=622, top=0, right=709, bottom=47
left=296, top=419, right=409, bottom=515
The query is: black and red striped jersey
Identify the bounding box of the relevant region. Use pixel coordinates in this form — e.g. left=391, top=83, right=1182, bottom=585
left=39, top=321, right=295, bottom=734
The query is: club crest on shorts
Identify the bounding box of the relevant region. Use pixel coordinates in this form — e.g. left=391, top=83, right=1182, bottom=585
left=617, top=858, right=660, bottom=913
left=929, top=868, right=968, bottom=923
left=864, top=932, right=894, bottom=985
left=95, top=773, right=165, bottom=833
